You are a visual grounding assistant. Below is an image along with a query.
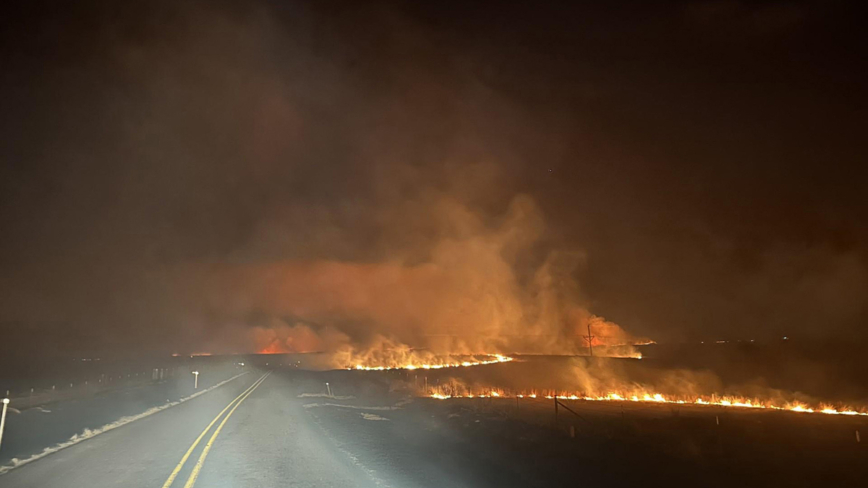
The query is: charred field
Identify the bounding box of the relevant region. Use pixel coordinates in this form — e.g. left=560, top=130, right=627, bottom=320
left=286, top=342, right=868, bottom=488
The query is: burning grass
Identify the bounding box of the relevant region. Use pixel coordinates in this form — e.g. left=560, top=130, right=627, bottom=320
left=346, top=347, right=868, bottom=420
left=425, top=385, right=868, bottom=417
left=349, top=354, right=514, bottom=371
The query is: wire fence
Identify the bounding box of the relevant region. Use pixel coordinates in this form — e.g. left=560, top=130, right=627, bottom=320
left=3, top=367, right=184, bottom=410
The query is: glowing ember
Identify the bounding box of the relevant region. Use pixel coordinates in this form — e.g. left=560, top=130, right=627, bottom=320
left=350, top=354, right=514, bottom=371
left=424, top=387, right=868, bottom=417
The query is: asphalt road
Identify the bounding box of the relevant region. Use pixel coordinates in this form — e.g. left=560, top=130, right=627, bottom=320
left=4, top=366, right=864, bottom=488
left=0, top=365, right=244, bottom=468
left=0, top=370, right=379, bottom=488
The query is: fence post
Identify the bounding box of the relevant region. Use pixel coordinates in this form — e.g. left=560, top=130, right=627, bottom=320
left=554, top=395, right=559, bottom=426
left=0, top=398, right=9, bottom=451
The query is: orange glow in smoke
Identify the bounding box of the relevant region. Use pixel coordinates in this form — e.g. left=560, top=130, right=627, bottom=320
left=257, top=343, right=287, bottom=354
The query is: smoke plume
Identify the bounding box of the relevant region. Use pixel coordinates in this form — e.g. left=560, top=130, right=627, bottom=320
left=170, top=194, right=645, bottom=366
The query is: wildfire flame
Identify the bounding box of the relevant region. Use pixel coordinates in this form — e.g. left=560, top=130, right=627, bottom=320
left=257, top=343, right=288, bottom=354
left=350, top=354, right=514, bottom=371
left=425, top=387, right=868, bottom=417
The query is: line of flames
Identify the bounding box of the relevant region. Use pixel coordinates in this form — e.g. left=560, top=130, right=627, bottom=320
left=427, top=389, right=868, bottom=416
left=350, top=354, right=514, bottom=371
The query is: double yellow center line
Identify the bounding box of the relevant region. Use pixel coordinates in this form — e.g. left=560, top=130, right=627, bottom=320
left=162, top=370, right=271, bottom=488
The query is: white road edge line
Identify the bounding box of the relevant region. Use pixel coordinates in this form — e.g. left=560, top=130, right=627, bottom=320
left=0, top=372, right=250, bottom=475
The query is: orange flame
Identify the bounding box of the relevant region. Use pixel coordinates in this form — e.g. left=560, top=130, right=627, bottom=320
left=424, top=386, right=868, bottom=417
left=257, top=344, right=287, bottom=354
left=351, top=354, right=514, bottom=371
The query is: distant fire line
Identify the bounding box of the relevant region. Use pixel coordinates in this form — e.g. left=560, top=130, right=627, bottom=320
left=426, top=389, right=868, bottom=417
left=350, top=354, right=514, bottom=371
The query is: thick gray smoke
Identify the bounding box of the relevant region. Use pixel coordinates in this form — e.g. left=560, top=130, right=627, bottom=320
left=166, top=193, right=646, bottom=364
left=0, top=2, right=644, bottom=362
left=2, top=1, right=866, bottom=365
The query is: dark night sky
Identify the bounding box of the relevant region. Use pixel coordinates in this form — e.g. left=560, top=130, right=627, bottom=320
left=1, top=0, right=866, bottom=360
